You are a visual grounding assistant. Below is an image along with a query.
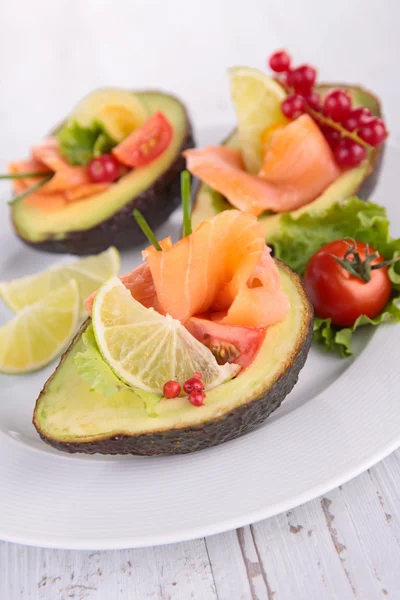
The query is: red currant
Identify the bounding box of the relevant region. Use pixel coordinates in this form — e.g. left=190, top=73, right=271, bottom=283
left=358, top=118, right=388, bottom=147
left=88, top=154, right=120, bottom=183
left=183, top=377, right=204, bottom=394
left=303, top=90, right=321, bottom=111
left=189, top=390, right=206, bottom=407
left=342, top=107, right=372, bottom=131
left=334, top=138, right=367, bottom=167
left=287, top=65, right=317, bottom=93
left=163, top=380, right=181, bottom=399
left=323, top=89, right=352, bottom=122
left=269, top=50, right=291, bottom=73
left=281, top=94, right=306, bottom=119
left=192, top=371, right=203, bottom=379
left=320, top=125, right=341, bottom=150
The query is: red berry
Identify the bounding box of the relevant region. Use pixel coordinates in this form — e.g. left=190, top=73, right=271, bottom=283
left=189, top=390, right=205, bottom=407
left=323, top=89, right=352, bottom=122
left=281, top=94, right=306, bottom=119
left=163, top=380, right=181, bottom=399
left=342, top=107, right=372, bottom=131
left=183, top=377, right=204, bottom=394
left=269, top=50, right=291, bottom=73
left=303, top=90, right=321, bottom=111
left=358, top=117, right=388, bottom=147
left=334, top=138, right=367, bottom=167
left=192, top=371, right=203, bottom=379
left=287, top=65, right=317, bottom=93
left=320, top=125, right=341, bottom=150
left=88, top=154, right=120, bottom=183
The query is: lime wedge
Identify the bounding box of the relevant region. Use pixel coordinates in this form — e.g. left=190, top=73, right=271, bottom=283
left=92, top=277, right=239, bottom=394
left=229, top=66, right=287, bottom=173
left=0, top=247, right=120, bottom=316
left=0, top=280, right=79, bottom=374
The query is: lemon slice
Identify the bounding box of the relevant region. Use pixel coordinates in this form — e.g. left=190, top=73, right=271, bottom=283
left=229, top=66, right=287, bottom=173
left=0, top=280, right=79, bottom=374
left=0, top=247, right=120, bottom=317
left=69, top=88, right=149, bottom=142
left=92, top=277, right=239, bottom=394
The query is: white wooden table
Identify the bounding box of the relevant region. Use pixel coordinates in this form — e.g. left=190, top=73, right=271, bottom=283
left=2, top=0, right=400, bottom=597
left=1, top=449, right=400, bottom=599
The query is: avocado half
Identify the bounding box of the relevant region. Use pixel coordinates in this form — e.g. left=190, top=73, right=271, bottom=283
left=33, top=261, right=313, bottom=456
left=11, top=91, right=194, bottom=255
left=191, top=84, right=384, bottom=241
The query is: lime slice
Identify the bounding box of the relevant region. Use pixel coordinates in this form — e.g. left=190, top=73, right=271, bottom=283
left=229, top=66, right=287, bottom=173
left=92, top=278, right=239, bottom=394
left=0, top=280, right=79, bottom=374
left=0, top=247, right=120, bottom=316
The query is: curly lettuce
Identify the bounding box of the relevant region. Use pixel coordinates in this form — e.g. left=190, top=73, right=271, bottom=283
left=271, top=198, right=400, bottom=356
left=74, top=325, right=161, bottom=415
left=57, top=121, right=116, bottom=166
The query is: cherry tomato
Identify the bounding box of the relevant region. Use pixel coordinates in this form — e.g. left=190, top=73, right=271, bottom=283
left=304, top=240, right=392, bottom=326
left=112, top=111, right=173, bottom=168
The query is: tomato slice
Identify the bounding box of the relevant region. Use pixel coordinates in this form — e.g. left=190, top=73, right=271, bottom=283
left=112, top=111, right=173, bottom=168
left=186, top=317, right=266, bottom=369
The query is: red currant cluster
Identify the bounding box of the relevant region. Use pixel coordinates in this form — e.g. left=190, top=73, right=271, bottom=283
left=268, top=50, right=388, bottom=168
left=163, top=371, right=205, bottom=406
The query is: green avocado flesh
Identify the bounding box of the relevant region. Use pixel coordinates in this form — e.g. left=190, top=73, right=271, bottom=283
left=33, top=262, right=313, bottom=456
left=192, top=85, right=383, bottom=241
left=12, top=91, right=189, bottom=245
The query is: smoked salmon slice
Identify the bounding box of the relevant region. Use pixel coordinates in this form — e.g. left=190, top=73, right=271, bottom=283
left=84, top=262, right=159, bottom=315
left=85, top=210, right=289, bottom=330
left=32, top=138, right=91, bottom=194
left=184, top=114, right=341, bottom=217
left=8, top=159, right=51, bottom=194
left=144, top=210, right=290, bottom=327
left=65, top=183, right=111, bottom=202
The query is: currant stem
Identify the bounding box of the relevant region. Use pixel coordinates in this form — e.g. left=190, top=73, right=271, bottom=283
left=307, top=108, right=371, bottom=149
left=133, top=209, right=162, bottom=251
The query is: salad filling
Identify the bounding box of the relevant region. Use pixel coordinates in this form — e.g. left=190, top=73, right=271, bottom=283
left=81, top=196, right=290, bottom=409
left=186, top=50, right=387, bottom=219
left=7, top=102, right=174, bottom=211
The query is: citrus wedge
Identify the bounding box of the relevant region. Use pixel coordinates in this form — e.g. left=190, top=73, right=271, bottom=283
left=229, top=66, right=287, bottom=173
left=92, top=277, right=239, bottom=394
left=0, top=280, right=79, bottom=374
left=0, top=247, right=120, bottom=316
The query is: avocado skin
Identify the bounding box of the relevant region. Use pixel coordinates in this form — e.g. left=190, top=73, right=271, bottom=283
left=34, top=263, right=313, bottom=456
left=15, top=126, right=194, bottom=256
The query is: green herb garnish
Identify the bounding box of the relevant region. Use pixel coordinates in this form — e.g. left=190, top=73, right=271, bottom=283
left=181, top=170, right=192, bottom=237
left=8, top=175, right=53, bottom=205
left=57, top=120, right=116, bottom=166
left=0, top=172, right=49, bottom=180
left=133, top=209, right=162, bottom=251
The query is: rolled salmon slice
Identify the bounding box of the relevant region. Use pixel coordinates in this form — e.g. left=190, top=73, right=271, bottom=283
left=184, top=114, right=341, bottom=217
left=144, top=210, right=290, bottom=327
left=32, top=137, right=92, bottom=194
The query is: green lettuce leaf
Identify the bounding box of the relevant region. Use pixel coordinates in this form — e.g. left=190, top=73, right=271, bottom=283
left=74, top=325, right=161, bottom=415
left=57, top=121, right=116, bottom=166
left=271, top=198, right=400, bottom=356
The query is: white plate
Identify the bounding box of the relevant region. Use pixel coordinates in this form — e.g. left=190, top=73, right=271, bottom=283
left=1, top=133, right=400, bottom=551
